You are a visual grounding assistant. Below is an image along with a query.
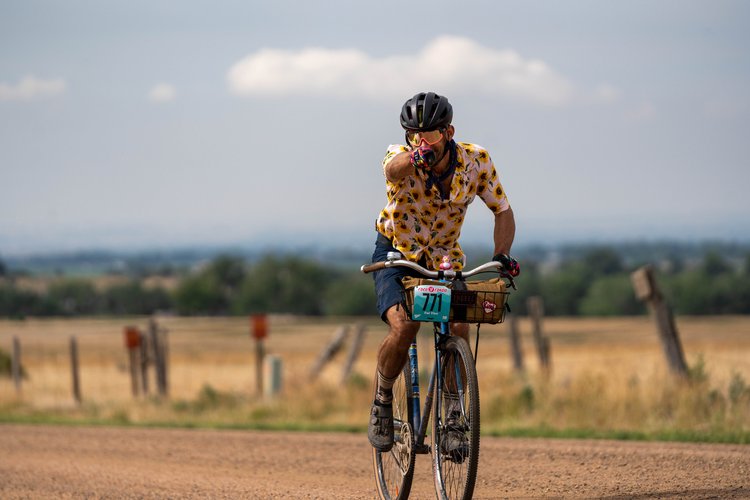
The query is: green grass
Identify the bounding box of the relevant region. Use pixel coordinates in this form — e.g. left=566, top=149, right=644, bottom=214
left=2, top=402, right=749, bottom=444
left=485, top=425, right=750, bottom=444
left=3, top=316, right=749, bottom=445
left=2, top=413, right=749, bottom=444
left=0, top=410, right=363, bottom=434
left=2, top=360, right=750, bottom=445
left=2, top=364, right=749, bottom=445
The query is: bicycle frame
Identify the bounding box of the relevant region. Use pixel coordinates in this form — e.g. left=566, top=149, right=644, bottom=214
left=364, top=256, right=515, bottom=499
left=408, top=317, right=468, bottom=455
left=362, top=257, right=511, bottom=454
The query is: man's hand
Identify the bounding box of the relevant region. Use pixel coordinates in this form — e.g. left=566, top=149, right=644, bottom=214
left=493, top=253, right=520, bottom=277
left=409, top=145, right=436, bottom=171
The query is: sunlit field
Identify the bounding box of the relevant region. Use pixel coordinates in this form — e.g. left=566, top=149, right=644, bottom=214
left=1, top=315, right=749, bottom=441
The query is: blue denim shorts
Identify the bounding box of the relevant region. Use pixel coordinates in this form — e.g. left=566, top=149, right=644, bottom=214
left=372, top=232, right=425, bottom=322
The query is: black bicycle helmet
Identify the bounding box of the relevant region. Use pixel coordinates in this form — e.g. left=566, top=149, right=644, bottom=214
left=400, top=92, right=453, bottom=131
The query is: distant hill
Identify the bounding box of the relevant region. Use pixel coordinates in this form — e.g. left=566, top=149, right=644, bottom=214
left=3, top=240, right=749, bottom=277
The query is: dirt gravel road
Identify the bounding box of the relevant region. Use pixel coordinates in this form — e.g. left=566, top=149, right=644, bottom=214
left=1, top=424, right=748, bottom=499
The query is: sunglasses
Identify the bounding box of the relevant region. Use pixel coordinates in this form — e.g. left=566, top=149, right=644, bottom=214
left=405, top=128, right=445, bottom=147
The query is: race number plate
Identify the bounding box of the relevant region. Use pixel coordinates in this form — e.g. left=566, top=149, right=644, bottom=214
left=412, top=284, right=452, bottom=322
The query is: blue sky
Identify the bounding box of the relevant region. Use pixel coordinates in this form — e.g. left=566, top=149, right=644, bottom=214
left=1, top=1, right=749, bottom=255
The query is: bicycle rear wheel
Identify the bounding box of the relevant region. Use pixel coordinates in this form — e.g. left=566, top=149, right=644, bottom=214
left=432, top=336, right=480, bottom=500
left=373, top=364, right=416, bottom=500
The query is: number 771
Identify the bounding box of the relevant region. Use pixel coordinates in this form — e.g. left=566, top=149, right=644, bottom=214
left=424, top=293, right=443, bottom=312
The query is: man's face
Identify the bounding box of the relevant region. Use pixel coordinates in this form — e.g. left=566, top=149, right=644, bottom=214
left=406, top=125, right=454, bottom=157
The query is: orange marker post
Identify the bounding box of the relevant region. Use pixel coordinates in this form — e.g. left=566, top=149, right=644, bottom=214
left=251, top=314, right=268, bottom=395
left=123, top=326, right=142, bottom=396
left=252, top=314, right=268, bottom=340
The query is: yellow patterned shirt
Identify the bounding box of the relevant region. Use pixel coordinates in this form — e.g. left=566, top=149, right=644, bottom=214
left=375, top=141, right=510, bottom=271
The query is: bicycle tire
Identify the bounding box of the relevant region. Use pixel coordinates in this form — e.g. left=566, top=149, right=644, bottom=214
left=373, top=364, right=416, bottom=500
left=432, top=336, right=480, bottom=500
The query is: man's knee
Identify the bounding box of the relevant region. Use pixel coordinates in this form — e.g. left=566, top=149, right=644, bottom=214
left=450, top=322, right=469, bottom=340
left=386, top=304, right=420, bottom=341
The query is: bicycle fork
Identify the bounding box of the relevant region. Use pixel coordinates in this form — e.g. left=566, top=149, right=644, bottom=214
left=406, top=340, right=432, bottom=455
left=409, top=322, right=452, bottom=455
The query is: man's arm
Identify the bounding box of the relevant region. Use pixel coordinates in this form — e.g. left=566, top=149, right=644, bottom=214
left=384, top=151, right=416, bottom=183
left=493, top=207, right=516, bottom=255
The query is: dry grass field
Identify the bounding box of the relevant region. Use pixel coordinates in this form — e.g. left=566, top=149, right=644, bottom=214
left=1, top=315, right=749, bottom=440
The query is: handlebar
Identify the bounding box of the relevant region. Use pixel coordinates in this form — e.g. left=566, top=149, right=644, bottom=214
left=361, top=259, right=517, bottom=288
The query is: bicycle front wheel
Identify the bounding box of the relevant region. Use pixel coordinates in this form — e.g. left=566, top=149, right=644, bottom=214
left=372, top=364, right=416, bottom=500
left=432, top=336, right=480, bottom=500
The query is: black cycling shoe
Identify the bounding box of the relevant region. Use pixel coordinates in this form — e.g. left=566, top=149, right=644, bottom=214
left=440, top=412, right=469, bottom=463
left=368, top=400, right=394, bottom=452
left=440, top=428, right=469, bottom=463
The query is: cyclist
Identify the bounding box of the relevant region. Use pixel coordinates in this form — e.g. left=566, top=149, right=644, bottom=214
left=368, top=91, right=520, bottom=452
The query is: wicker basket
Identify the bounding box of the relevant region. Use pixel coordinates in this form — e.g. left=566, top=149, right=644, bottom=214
left=401, top=277, right=509, bottom=324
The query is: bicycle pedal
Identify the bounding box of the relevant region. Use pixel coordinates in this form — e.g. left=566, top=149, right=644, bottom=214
left=414, top=443, right=431, bottom=454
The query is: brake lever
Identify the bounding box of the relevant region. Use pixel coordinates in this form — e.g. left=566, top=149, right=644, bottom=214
left=499, top=271, right=517, bottom=290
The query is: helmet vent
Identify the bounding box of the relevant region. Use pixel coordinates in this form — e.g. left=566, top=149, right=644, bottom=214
left=400, top=91, right=452, bottom=131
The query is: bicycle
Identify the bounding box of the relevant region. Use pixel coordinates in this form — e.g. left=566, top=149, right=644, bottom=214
left=361, top=253, right=516, bottom=500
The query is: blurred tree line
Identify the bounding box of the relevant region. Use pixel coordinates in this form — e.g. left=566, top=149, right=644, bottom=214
left=507, top=248, right=750, bottom=316
left=1, top=248, right=749, bottom=318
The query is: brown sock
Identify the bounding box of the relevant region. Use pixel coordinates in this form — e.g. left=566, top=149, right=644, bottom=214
left=376, top=370, right=398, bottom=404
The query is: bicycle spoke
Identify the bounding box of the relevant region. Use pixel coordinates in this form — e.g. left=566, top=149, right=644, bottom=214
left=452, top=356, right=469, bottom=422
left=362, top=255, right=514, bottom=499
left=433, top=336, right=479, bottom=500
left=373, top=365, right=415, bottom=500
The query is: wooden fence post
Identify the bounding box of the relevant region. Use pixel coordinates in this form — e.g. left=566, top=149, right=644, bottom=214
left=148, top=319, right=158, bottom=395
left=630, top=265, right=688, bottom=378
left=139, top=330, right=150, bottom=396
left=148, top=318, right=169, bottom=397
left=250, top=315, right=269, bottom=397
left=157, top=328, right=169, bottom=397
left=507, top=314, right=525, bottom=374
left=70, top=336, right=81, bottom=404
left=310, top=325, right=350, bottom=380
left=255, top=338, right=265, bottom=396
left=527, top=296, right=551, bottom=375
left=12, top=336, right=21, bottom=394
left=124, top=326, right=141, bottom=397
left=128, top=351, right=138, bottom=396
left=341, top=324, right=366, bottom=383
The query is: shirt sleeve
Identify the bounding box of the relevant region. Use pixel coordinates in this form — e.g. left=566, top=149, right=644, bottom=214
left=382, top=144, right=409, bottom=176
left=477, top=154, right=510, bottom=215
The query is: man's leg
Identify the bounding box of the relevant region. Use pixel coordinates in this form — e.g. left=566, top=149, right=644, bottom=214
left=377, top=304, right=420, bottom=395
left=450, top=322, right=469, bottom=342
left=368, top=303, right=420, bottom=451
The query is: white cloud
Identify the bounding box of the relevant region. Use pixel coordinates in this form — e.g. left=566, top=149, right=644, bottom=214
left=227, top=36, right=574, bottom=106
left=148, top=83, right=176, bottom=103
left=593, top=83, right=621, bottom=103
left=0, top=75, right=66, bottom=101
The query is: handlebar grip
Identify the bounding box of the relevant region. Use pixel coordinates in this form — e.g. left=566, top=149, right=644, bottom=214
left=361, top=262, right=387, bottom=274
